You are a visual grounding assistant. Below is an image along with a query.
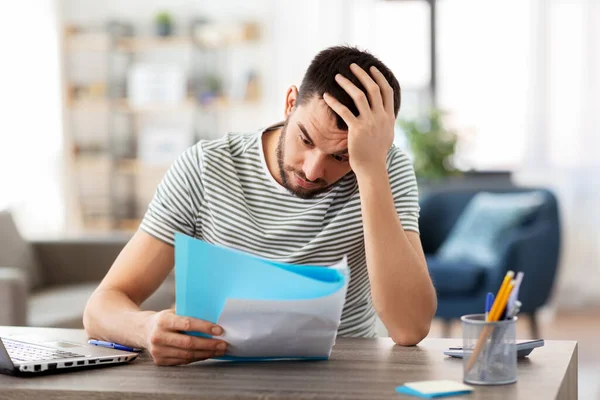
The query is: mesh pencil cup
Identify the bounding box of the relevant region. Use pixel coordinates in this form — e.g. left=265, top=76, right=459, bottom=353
left=461, top=313, right=517, bottom=385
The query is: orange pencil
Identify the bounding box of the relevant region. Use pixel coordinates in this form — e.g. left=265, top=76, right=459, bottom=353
left=487, top=271, right=514, bottom=322
left=490, top=282, right=515, bottom=322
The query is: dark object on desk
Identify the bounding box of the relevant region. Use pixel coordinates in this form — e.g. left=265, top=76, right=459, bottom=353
left=0, top=335, right=138, bottom=376
left=444, top=339, right=545, bottom=359
left=419, top=188, right=561, bottom=338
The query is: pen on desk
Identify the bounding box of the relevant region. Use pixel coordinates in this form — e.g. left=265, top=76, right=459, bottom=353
left=485, top=292, right=494, bottom=320
left=88, top=339, right=143, bottom=352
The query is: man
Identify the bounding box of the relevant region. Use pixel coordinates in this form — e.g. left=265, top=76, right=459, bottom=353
left=84, top=46, right=437, bottom=366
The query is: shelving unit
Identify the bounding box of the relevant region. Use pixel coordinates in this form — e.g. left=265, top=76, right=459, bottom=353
left=62, top=18, right=262, bottom=232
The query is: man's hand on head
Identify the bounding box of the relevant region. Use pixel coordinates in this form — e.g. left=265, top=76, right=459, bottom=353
left=322, top=63, right=396, bottom=176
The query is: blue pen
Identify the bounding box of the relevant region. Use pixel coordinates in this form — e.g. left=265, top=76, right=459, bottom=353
left=88, top=339, right=143, bottom=352
left=485, top=292, right=494, bottom=321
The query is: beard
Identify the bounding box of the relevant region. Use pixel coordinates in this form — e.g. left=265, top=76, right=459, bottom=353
left=276, top=119, right=331, bottom=199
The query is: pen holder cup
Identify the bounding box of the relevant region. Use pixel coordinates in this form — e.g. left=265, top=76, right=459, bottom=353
left=461, top=313, right=517, bottom=385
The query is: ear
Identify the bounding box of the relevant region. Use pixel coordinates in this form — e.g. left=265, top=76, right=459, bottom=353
left=284, top=85, right=299, bottom=118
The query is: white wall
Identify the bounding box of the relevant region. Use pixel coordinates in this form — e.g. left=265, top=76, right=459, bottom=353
left=515, top=0, right=600, bottom=309
left=0, top=0, right=64, bottom=237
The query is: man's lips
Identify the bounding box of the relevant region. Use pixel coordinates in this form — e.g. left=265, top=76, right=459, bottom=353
left=294, top=173, right=321, bottom=189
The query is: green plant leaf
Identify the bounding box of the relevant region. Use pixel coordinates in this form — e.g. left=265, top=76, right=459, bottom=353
left=398, top=109, right=460, bottom=181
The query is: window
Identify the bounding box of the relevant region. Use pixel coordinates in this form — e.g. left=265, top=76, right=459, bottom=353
left=437, top=0, right=534, bottom=170
left=0, top=0, right=64, bottom=235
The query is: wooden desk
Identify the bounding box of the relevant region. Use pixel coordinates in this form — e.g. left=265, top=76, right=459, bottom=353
left=0, top=327, right=577, bottom=400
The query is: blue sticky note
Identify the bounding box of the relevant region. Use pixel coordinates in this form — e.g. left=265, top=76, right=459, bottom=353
left=395, top=380, right=473, bottom=398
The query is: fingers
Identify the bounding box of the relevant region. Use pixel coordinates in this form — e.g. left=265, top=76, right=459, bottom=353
left=368, top=66, right=395, bottom=115
left=334, top=73, right=370, bottom=115
left=150, top=331, right=227, bottom=351
left=323, top=92, right=356, bottom=127
left=160, top=311, right=223, bottom=336
left=148, top=333, right=228, bottom=366
left=332, top=64, right=394, bottom=119
left=349, top=63, right=384, bottom=111
left=145, top=310, right=229, bottom=366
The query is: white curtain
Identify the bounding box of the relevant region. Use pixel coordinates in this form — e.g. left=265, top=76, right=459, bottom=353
left=437, top=0, right=534, bottom=171
left=515, top=0, right=600, bottom=309
left=0, top=0, right=65, bottom=237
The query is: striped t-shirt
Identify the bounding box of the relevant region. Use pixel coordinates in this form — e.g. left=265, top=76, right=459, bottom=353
left=140, top=125, right=420, bottom=337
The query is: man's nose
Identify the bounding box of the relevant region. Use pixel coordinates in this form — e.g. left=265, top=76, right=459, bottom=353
left=303, top=152, right=326, bottom=182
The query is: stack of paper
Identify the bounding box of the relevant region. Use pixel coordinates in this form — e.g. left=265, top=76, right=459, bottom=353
left=174, top=233, right=349, bottom=360
left=395, top=380, right=473, bottom=398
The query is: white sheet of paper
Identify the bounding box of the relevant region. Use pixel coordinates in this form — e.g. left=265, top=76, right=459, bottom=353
left=217, top=258, right=349, bottom=359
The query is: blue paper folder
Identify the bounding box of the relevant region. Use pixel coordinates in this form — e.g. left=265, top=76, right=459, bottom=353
left=174, top=233, right=348, bottom=360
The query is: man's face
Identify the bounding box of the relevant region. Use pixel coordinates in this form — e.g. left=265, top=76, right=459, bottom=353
left=276, top=96, right=353, bottom=199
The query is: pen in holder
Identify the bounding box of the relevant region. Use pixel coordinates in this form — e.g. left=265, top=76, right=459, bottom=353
left=461, top=314, right=517, bottom=385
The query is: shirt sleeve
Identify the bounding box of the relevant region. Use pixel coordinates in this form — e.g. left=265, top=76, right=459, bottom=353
left=386, top=146, right=421, bottom=234
left=139, top=143, right=204, bottom=246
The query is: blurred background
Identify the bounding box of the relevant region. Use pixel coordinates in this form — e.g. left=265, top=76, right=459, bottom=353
left=0, top=0, right=598, bottom=396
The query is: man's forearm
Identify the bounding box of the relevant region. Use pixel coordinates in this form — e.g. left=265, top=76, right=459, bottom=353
left=83, top=289, right=154, bottom=349
left=356, top=164, right=437, bottom=345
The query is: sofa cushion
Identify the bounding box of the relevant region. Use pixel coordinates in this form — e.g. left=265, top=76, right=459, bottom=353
left=28, top=282, right=98, bottom=328
left=28, top=279, right=176, bottom=329
left=426, top=255, right=487, bottom=295
left=0, top=210, right=44, bottom=290
left=436, top=191, right=544, bottom=267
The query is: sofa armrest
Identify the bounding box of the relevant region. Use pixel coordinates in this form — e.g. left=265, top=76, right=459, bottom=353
left=498, top=221, right=560, bottom=311
left=31, top=235, right=130, bottom=286
left=0, top=267, right=28, bottom=326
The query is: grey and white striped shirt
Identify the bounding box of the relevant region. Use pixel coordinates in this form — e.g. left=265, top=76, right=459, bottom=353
left=140, top=125, right=420, bottom=337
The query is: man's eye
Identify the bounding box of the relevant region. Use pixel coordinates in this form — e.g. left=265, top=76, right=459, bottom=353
left=299, top=136, right=311, bottom=145
left=333, top=155, right=349, bottom=162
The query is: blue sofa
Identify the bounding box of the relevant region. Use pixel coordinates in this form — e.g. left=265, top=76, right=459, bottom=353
left=419, top=188, right=561, bottom=338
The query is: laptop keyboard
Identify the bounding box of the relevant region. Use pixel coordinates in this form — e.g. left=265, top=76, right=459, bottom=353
left=2, top=338, right=85, bottom=363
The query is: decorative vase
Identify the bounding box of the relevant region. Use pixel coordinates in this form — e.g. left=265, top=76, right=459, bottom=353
left=155, top=23, right=172, bottom=37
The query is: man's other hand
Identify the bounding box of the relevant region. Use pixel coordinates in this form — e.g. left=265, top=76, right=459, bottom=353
left=143, top=309, right=228, bottom=366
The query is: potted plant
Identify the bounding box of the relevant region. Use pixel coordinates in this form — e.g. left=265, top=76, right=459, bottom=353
left=196, top=73, right=223, bottom=105
left=154, top=11, right=173, bottom=37
left=398, top=109, right=460, bottom=183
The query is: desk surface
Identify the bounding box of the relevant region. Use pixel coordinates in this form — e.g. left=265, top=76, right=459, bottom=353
left=0, top=327, right=577, bottom=400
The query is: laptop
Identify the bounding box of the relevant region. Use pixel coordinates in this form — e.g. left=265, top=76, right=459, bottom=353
left=0, top=334, right=139, bottom=376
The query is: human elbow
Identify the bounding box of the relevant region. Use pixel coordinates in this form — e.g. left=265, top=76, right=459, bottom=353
left=82, top=289, right=104, bottom=336
left=82, top=294, right=96, bottom=335
left=388, top=323, right=431, bottom=346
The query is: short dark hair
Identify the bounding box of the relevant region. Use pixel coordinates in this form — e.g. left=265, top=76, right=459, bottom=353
left=297, top=46, right=401, bottom=130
